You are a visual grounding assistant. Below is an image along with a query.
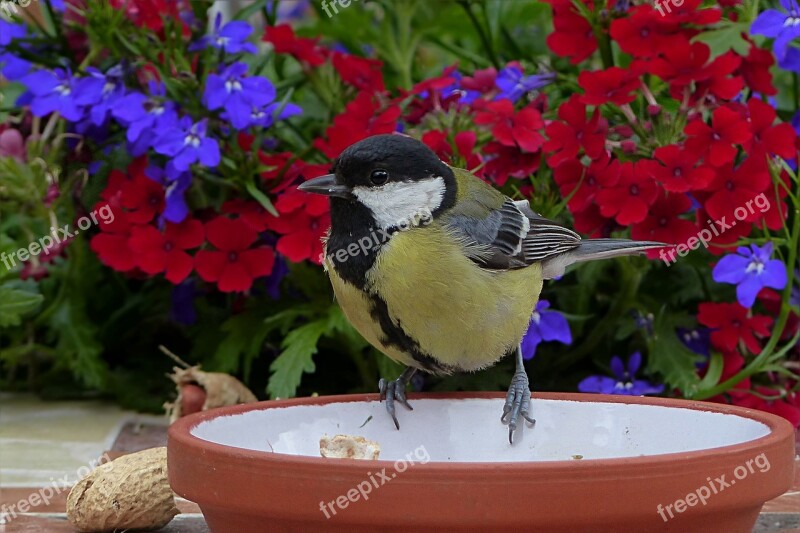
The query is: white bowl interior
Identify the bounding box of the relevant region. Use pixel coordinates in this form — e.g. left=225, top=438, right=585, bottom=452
left=190, top=398, right=770, bottom=462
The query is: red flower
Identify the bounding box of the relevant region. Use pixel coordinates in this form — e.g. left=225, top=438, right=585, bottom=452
left=578, top=67, right=640, bottom=106
left=631, top=193, right=698, bottom=248
left=692, top=205, right=754, bottom=255
left=460, top=67, right=498, bottom=93
left=665, top=0, right=721, bottom=25
left=610, top=6, right=686, bottom=59
left=693, top=52, right=744, bottom=102
left=89, top=200, right=138, bottom=273
left=701, top=155, right=771, bottom=223
left=595, top=162, right=659, bottom=225
left=745, top=98, right=797, bottom=160
left=739, top=44, right=777, bottom=96
left=408, top=65, right=459, bottom=95
left=313, top=92, right=401, bottom=159
left=732, top=387, right=800, bottom=428
left=129, top=219, right=204, bottom=284
left=572, top=204, right=619, bottom=238
left=554, top=153, right=620, bottom=214
left=481, top=142, right=540, bottom=186
left=685, top=106, right=751, bottom=167
left=110, top=0, right=186, bottom=34
left=543, top=95, right=606, bottom=166
left=474, top=100, right=544, bottom=152
left=422, top=130, right=483, bottom=173
left=640, top=144, right=714, bottom=192
left=332, top=52, right=385, bottom=93
left=222, top=199, right=271, bottom=233
left=195, top=217, right=275, bottom=293
left=697, top=302, right=772, bottom=354
left=263, top=24, right=327, bottom=66
left=643, top=40, right=711, bottom=86
left=267, top=185, right=330, bottom=264
left=543, top=0, right=597, bottom=64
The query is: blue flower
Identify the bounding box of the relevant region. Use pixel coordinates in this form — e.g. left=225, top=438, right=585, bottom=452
left=520, top=300, right=572, bottom=360
left=74, top=66, right=126, bottom=127
left=19, top=68, right=84, bottom=121
left=171, top=280, right=198, bottom=325
left=113, top=81, right=179, bottom=156
left=146, top=163, right=192, bottom=223
left=495, top=66, right=554, bottom=103
left=712, top=242, right=788, bottom=308
left=204, top=62, right=276, bottom=130
left=578, top=352, right=664, bottom=396
left=677, top=327, right=712, bottom=358
left=751, top=0, right=800, bottom=64
left=190, top=13, right=257, bottom=54
left=153, top=117, right=220, bottom=171
left=0, top=20, right=30, bottom=80
left=244, top=101, right=302, bottom=128
left=779, top=46, right=800, bottom=73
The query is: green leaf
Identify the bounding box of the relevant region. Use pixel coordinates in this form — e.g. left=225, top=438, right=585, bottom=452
left=245, top=181, right=279, bottom=217
left=692, top=23, right=751, bottom=57
left=267, top=319, right=327, bottom=399
left=0, top=286, right=43, bottom=327
left=233, top=0, right=268, bottom=21
left=212, top=309, right=271, bottom=382
left=49, top=299, right=105, bottom=388
left=647, top=312, right=702, bottom=396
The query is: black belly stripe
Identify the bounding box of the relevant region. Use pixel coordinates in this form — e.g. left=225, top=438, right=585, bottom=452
left=367, top=294, right=452, bottom=375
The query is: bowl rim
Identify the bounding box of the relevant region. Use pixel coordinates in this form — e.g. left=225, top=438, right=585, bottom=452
left=168, top=391, right=795, bottom=471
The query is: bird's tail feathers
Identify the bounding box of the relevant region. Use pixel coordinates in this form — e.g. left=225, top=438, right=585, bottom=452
left=541, top=239, right=667, bottom=279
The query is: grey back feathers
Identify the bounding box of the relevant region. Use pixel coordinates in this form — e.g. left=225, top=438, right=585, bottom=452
left=445, top=196, right=664, bottom=278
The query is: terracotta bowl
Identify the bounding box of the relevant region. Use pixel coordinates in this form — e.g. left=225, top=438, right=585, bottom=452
left=168, top=392, right=795, bottom=532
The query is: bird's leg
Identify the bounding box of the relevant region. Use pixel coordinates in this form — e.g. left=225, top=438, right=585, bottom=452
left=378, top=366, right=417, bottom=430
left=501, top=345, right=536, bottom=444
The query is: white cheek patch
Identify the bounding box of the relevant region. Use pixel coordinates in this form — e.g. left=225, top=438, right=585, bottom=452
left=352, top=177, right=445, bottom=229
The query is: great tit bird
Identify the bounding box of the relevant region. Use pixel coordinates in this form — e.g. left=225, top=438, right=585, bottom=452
left=299, top=134, right=665, bottom=443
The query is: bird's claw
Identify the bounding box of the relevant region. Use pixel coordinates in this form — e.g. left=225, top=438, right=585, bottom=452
left=379, top=376, right=413, bottom=430
left=501, top=370, right=536, bottom=444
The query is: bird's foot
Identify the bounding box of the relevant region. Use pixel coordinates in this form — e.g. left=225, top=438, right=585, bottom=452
left=378, top=369, right=415, bottom=430
left=500, top=370, right=536, bottom=444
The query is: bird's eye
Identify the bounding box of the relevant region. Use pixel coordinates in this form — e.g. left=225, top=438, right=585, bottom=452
left=370, top=169, right=389, bottom=185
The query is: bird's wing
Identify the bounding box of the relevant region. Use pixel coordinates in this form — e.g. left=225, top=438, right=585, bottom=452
left=442, top=172, right=581, bottom=270
left=441, top=168, right=665, bottom=277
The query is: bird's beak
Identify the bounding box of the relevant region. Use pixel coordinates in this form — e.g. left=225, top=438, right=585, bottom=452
left=298, top=174, right=352, bottom=198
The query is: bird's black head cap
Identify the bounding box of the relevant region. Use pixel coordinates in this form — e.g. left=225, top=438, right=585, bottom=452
left=332, top=134, right=456, bottom=203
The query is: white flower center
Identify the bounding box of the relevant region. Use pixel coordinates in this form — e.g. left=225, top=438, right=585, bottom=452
left=225, top=79, right=242, bottom=93
left=184, top=134, right=201, bottom=148
left=746, top=260, right=765, bottom=275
